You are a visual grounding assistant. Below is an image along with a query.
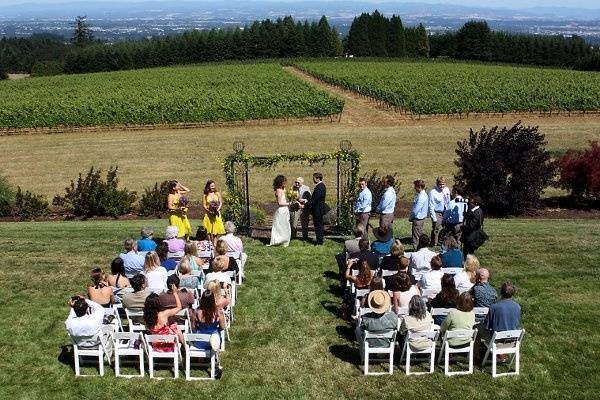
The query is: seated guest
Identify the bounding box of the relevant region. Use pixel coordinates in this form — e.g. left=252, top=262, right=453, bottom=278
left=409, top=234, right=437, bottom=279
left=65, top=296, right=112, bottom=349
left=470, top=268, right=497, bottom=308
left=206, top=279, right=231, bottom=310
left=380, top=241, right=404, bottom=272
left=399, top=295, right=434, bottom=351
left=87, top=268, right=114, bottom=308
left=192, top=291, right=226, bottom=377
left=211, top=239, right=239, bottom=275
left=392, top=273, right=421, bottom=313
left=349, top=238, right=380, bottom=270
left=122, top=274, right=151, bottom=320
left=157, top=241, right=177, bottom=272
left=182, top=241, right=205, bottom=272
left=454, top=254, right=480, bottom=293
left=418, top=254, right=444, bottom=296
left=440, top=292, right=476, bottom=347
left=204, top=256, right=232, bottom=289
left=159, top=275, right=195, bottom=324
left=143, top=251, right=168, bottom=294
left=345, top=258, right=373, bottom=290
left=356, top=290, right=398, bottom=349
left=165, top=225, right=185, bottom=258
left=344, top=226, right=364, bottom=254
left=108, top=257, right=130, bottom=289
left=119, top=238, right=145, bottom=277
left=222, top=221, right=247, bottom=267
left=384, top=256, right=417, bottom=290
left=360, top=276, right=385, bottom=307
left=177, top=257, right=203, bottom=290
left=195, top=226, right=214, bottom=259
left=482, top=281, right=521, bottom=334
left=137, top=227, right=157, bottom=252
left=371, top=225, right=394, bottom=255
left=144, top=289, right=184, bottom=351
left=430, top=274, right=460, bottom=325
left=440, top=236, right=464, bottom=269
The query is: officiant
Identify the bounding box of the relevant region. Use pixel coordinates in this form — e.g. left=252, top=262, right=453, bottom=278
left=290, top=177, right=312, bottom=240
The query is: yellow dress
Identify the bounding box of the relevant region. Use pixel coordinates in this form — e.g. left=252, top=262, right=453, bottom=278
left=168, top=196, right=191, bottom=238
left=203, top=193, right=225, bottom=235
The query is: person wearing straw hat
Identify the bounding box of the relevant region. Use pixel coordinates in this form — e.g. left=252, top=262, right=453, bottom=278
left=356, top=290, right=398, bottom=348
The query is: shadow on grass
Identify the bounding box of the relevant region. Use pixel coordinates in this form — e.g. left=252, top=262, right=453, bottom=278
left=327, top=284, right=344, bottom=297
left=329, top=344, right=359, bottom=367
left=58, top=345, right=74, bottom=371
left=335, top=324, right=356, bottom=341
left=322, top=270, right=339, bottom=280
left=397, top=236, right=413, bottom=247
left=321, top=300, right=341, bottom=317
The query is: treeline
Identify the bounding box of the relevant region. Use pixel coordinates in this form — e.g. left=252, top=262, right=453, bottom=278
left=0, top=34, right=68, bottom=74
left=65, top=16, right=342, bottom=73
left=429, top=21, right=597, bottom=69
left=345, top=11, right=429, bottom=57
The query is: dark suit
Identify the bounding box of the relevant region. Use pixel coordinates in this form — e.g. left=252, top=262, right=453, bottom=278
left=461, top=206, right=485, bottom=257
left=306, top=181, right=326, bottom=245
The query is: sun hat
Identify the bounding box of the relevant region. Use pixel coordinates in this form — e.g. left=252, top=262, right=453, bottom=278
left=373, top=225, right=392, bottom=242
left=367, top=290, right=391, bottom=314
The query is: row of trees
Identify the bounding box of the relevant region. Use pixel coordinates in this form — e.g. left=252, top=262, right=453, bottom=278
left=345, top=11, right=429, bottom=57
left=65, top=16, right=342, bottom=73
left=0, top=34, right=68, bottom=74
left=430, top=21, right=596, bottom=69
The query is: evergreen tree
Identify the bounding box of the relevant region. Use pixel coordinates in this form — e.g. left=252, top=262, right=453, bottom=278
left=71, top=16, right=94, bottom=47
left=368, top=10, right=388, bottom=56
left=455, top=20, right=492, bottom=60
left=346, top=13, right=371, bottom=56
left=387, top=15, right=405, bottom=57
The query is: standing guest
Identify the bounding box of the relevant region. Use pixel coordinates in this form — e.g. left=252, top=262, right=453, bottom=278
left=143, top=252, right=168, bottom=294
left=461, top=196, right=487, bottom=257
left=137, top=227, right=157, bottom=252
left=441, top=186, right=467, bottom=242
left=409, top=234, right=437, bottom=280
left=177, top=257, right=203, bottom=290
left=157, top=241, right=177, bottom=272
left=408, top=179, right=428, bottom=250
left=167, top=180, right=191, bottom=239
left=195, top=226, right=214, bottom=259
left=144, top=289, right=184, bottom=351
left=269, top=175, right=291, bottom=247
left=356, top=290, right=398, bottom=349
left=399, top=295, right=435, bottom=352
left=470, top=268, right=497, bottom=308
left=440, top=236, right=464, bottom=269
left=371, top=225, right=394, bottom=255
left=182, top=241, right=205, bottom=272
left=119, top=238, right=145, bottom=277
left=159, top=275, right=195, bottom=324
left=354, top=177, right=372, bottom=239
left=418, top=255, right=444, bottom=296
left=375, top=175, right=397, bottom=229
left=440, top=292, right=476, bottom=347
left=430, top=274, right=460, bottom=325
left=454, top=254, right=480, bottom=294
left=349, top=238, right=380, bottom=270
left=302, top=172, right=327, bottom=245
left=65, top=296, right=112, bottom=350
left=108, top=258, right=130, bottom=289
left=290, top=177, right=312, bottom=240
left=429, top=176, right=451, bottom=247
left=165, top=225, right=185, bottom=258
left=344, top=226, right=364, bottom=255
left=87, top=268, right=114, bottom=308
left=392, top=273, right=421, bottom=312
left=212, top=240, right=240, bottom=275
left=203, top=180, right=226, bottom=241
left=345, top=259, right=373, bottom=290
left=222, top=221, right=247, bottom=271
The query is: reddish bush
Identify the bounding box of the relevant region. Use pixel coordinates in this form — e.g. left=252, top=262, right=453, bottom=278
left=559, top=141, right=600, bottom=199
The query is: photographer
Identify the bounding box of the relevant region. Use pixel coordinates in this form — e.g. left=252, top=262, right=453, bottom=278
left=441, top=186, right=468, bottom=244
left=65, top=296, right=112, bottom=350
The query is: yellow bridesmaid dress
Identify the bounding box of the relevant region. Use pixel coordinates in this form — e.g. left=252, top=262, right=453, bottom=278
left=168, top=196, right=191, bottom=238
left=203, top=193, right=225, bottom=235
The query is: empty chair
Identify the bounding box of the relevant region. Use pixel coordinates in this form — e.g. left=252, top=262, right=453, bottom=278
left=124, top=308, right=146, bottom=332
left=183, top=333, right=217, bottom=380
left=399, top=331, right=439, bottom=375
left=437, top=329, right=478, bottom=376
left=113, top=331, right=145, bottom=378
left=144, top=334, right=181, bottom=379
left=481, top=329, right=525, bottom=378
left=69, top=333, right=112, bottom=377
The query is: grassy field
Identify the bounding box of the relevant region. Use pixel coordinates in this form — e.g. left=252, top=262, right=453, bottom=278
left=298, top=60, right=600, bottom=114
left=0, top=117, right=597, bottom=202
left=0, top=63, right=343, bottom=129
left=0, top=218, right=598, bottom=399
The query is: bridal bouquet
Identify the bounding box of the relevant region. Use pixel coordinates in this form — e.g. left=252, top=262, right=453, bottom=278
left=286, top=188, right=298, bottom=203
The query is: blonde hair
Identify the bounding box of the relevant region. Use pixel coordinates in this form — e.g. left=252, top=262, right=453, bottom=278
left=177, top=257, right=192, bottom=275
left=212, top=255, right=227, bottom=272
left=185, top=241, right=198, bottom=257
left=444, top=236, right=459, bottom=250
left=207, top=280, right=222, bottom=303
left=390, top=240, right=404, bottom=257
left=463, top=254, right=481, bottom=283
left=144, top=252, right=161, bottom=272
left=215, top=239, right=228, bottom=256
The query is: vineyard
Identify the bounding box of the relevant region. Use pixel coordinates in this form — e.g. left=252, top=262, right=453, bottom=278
left=296, top=60, right=600, bottom=115
left=0, top=63, right=344, bottom=129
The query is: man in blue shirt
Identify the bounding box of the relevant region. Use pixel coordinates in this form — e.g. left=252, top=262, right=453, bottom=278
left=354, top=178, right=372, bottom=239
left=408, top=179, right=428, bottom=250
left=375, top=175, right=397, bottom=229
left=442, top=186, right=468, bottom=243
left=119, top=238, right=145, bottom=277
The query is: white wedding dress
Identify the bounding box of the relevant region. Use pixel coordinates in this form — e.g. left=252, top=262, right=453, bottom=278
left=269, top=191, right=291, bottom=247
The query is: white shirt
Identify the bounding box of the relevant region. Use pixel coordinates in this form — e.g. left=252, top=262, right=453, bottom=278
left=204, top=272, right=232, bottom=289
left=419, top=269, right=444, bottom=293
left=396, top=285, right=421, bottom=309
left=65, top=300, right=104, bottom=347
left=410, top=248, right=437, bottom=275
left=144, top=267, right=168, bottom=293
left=223, top=233, right=244, bottom=258
left=429, top=186, right=451, bottom=221
left=454, top=271, right=475, bottom=293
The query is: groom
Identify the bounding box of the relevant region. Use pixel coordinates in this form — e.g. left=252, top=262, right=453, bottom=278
left=303, top=172, right=326, bottom=245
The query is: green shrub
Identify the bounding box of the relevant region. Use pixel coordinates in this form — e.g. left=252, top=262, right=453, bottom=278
left=0, top=175, right=16, bottom=216
left=31, top=60, right=64, bottom=77
left=138, top=180, right=170, bottom=216
left=249, top=206, right=266, bottom=225
left=52, top=166, right=137, bottom=217
left=13, top=187, right=49, bottom=219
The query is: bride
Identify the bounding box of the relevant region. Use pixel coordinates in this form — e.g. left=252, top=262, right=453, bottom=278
left=268, top=175, right=291, bottom=247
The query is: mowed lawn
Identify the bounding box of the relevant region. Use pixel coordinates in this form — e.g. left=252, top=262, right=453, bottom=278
left=0, top=218, right=598, bottom=399
left=0, top=117, right=598, bottom=203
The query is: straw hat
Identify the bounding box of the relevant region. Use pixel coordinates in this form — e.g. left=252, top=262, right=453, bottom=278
left=367, top=290, right=391, bottom=314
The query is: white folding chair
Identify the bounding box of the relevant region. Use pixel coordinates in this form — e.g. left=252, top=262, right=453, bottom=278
left=183, top=333, right=217, bottom=380
left=69, top=333, right=111, bottom=377
left=360, top=330, right=397, bottom=375
left=395, top=307, right=409, bottom=318
left=114, top=331, right=145, bottom=378
left=420, top=288, right=439, bottom=300
left=399, top=330, right=439, bottom=375
left=437, top=329, right=477, bottom=376
left=482, top=329, right=525, bottom=378
left=431, top=307, right=454, bottom=328
left=124, top=308, right=146, bottom=332
left=104, top=305, right=123, bottom=333
left=474, top=307, right=489, bottom=323
left=144, top=334, right=181, bottom=379
left=381, top=269, right=396, bottom=278
left=442, top=267, right=462, bottom=276
left=175, top=308, right=191, bottom=334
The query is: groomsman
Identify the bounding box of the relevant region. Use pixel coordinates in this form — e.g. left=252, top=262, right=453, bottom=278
left=290, top=177, right=312, bottom=240
left=375, top=175, right=397, bottom=229
left=303, top=172, right=326, bottom=245
left=429, top=176, right=451, bottom=246
left=409, top=179, right=428, bottom=250
left=354, top=178, right=372, bottom=239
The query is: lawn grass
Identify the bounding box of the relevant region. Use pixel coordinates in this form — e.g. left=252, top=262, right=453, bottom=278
left=0, top=218, right=598, bottom=399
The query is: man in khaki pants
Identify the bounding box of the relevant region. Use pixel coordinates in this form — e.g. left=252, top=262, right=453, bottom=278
left=408, top=179, right=428, bottom=250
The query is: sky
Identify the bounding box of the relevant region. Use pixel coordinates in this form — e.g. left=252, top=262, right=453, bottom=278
left=0, top=0, right=599, bottom=8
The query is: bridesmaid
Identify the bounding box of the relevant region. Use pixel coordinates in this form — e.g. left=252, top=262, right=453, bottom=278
left=167, top=180, right=191, bottom=239
left=203, top=180, right=225, bottom=242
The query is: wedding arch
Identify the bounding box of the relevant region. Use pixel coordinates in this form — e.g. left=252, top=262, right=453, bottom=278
left=222, top=140, right=361, bottom=235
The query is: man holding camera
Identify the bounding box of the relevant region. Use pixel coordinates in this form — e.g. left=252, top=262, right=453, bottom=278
left=441, top=186, right=468, bottom=243
left=65, top=295, right=113, bottom=352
